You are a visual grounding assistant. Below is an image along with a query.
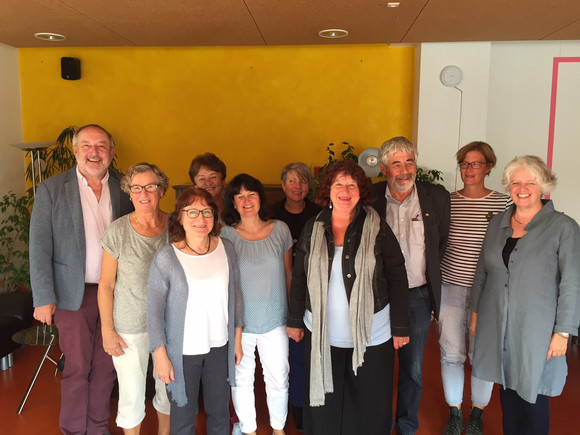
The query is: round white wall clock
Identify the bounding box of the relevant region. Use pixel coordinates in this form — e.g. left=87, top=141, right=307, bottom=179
left=440, top=65, right=463, bottom=87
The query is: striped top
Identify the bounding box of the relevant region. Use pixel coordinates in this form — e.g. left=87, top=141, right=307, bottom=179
left=441, top=190, right=512, bottom=287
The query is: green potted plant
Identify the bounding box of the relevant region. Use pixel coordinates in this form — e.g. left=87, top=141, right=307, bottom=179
left=416, top=166, right=444, bottom=186
left=0, top=193, right=33, bottom=292
left=0, top=126, right=83, bottom=293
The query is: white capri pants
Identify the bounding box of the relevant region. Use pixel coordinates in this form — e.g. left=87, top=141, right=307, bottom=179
left=112, top=331, right=170, bottom=429
left=232, top=325, right=289, bottom=433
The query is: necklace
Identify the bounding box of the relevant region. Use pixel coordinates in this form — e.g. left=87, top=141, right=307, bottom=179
left=512, top=214, right=531, bottom=225
left=134, top=212, right=164, bottom=229
left=185, top=235, right=211, bottom=255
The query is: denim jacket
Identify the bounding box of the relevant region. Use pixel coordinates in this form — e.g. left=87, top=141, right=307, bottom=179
left=287, top=205, right=410, bottom=338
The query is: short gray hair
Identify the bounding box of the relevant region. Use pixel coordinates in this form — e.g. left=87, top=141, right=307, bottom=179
left=121, top=162, right=170, bottom=195
left=378, top=136, right=418, bottom=166
left=501, top=155, right=557, bottom=195
left=281, top=162, right=313, bottom=187
left=72, top=124, right=115, bottom=149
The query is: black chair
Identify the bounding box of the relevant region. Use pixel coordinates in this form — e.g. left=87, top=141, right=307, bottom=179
left=0, top=292, right=33, bottom=370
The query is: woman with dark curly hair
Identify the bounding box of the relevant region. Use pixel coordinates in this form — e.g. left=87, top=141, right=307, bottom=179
left=221, top=174, right=293, bottom=435
left=287, top=160, right=410, bottom=434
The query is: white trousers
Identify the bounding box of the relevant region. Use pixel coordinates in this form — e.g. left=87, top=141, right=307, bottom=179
left=232, top=326, right=289, bottom=433
left=112, top=331, right=170, bottom=429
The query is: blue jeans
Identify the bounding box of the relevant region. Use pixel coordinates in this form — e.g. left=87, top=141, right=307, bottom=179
left=395, top=286, right=432, bottom=435
left=438, top=283, right=493, bottom=407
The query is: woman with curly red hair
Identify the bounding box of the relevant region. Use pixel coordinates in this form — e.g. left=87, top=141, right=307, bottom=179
left=287, top=160, right=410, bottom=434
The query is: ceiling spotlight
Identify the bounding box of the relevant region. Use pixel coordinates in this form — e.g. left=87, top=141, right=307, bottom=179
left=387, top=2, right=401, bottom=7
left=34, top=32, right=67, bottom=42
left=318, top=29, right=349, bottom=39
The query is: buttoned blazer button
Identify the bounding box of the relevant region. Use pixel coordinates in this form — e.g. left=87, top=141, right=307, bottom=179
left=345, top=255, right=350, bottom=259
left=347, top=273, right=352, bottom=278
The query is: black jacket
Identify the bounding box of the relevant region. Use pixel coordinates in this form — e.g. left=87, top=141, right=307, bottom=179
left=371, top=180, right=450, bottom=319
left=287, top=205, right=411, bottom=338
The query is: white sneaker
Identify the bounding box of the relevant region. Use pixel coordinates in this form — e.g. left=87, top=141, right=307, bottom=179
left=231, top=422, right=243, bottom=435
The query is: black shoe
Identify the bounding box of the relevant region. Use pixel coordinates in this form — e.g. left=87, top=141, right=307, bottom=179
left=466, top=407, right=484, bottom=435
left=443, top=406, right=465, bottom=435
left=292, top=405, right=304, bottom=432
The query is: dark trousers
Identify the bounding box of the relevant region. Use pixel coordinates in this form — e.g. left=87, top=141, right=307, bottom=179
left=395, top=286, right=432, bottom=435
left=303, top=330, right=395, bottom=435
left=54, top=285, right=116, bottom=435
left=169, top=345, right=230, bottom=435
left=289, top=337, right=305, bottom=408
left=500, top=387, right=550, bottom=435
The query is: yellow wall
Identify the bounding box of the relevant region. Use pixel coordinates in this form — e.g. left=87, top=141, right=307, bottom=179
left=19, top=44, right=414, bottom=208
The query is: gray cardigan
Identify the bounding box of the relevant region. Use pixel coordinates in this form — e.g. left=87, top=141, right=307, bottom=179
left=471, top=201, right=580, bottom=402
left=147, top=239, right=244, bottom=407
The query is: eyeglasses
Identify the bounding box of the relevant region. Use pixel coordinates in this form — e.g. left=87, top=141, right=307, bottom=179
left=129, top=184, right=160, bottom=193
left=182, top=208, right=214, bottom=219
left=458, top=161, right=487, bottom=169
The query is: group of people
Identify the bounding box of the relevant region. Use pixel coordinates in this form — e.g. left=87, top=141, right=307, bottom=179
left=28, top=124, right=579, bottom=435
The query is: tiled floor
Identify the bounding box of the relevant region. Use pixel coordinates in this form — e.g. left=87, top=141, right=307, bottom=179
left=1, top=322, right=578, bottom=434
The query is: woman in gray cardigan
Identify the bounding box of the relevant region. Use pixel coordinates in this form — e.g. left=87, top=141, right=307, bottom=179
left=470, top=156, right=580, bottom=435
left=148, top=187, right=243, bottom=435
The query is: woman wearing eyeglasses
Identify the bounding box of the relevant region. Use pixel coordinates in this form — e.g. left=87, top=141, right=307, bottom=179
left=98, top=162, right=171, bottom=434
left=221, top=174, right=293, bottom=435
left=147, top=186, right=244, bottom=434
left=470, top=156, right=580, bottom=435
left=438, top=142, right=511, bottom=435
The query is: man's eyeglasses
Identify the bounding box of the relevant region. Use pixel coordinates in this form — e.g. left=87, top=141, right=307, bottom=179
left=458, top=161, right=487, bottom=169
left=182, top=208, right=214, bottom=219
left=129, top=184, right=160, bottom=194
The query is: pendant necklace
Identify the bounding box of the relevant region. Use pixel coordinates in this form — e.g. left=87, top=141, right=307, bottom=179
left=512, top=214, right=531, bottom=225
left=185, top=235, right=211, bottom=255
left=134, top=212, right=164, bottom=229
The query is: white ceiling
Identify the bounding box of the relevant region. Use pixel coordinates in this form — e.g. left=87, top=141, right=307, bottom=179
left=1, top=0, right=580, bottom=48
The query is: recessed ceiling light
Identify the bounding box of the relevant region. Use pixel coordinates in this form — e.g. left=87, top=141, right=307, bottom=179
left=34, top=32, right=67, bottom=42
left=387, top=2, right=401, bottom=7
left=318, top=29, right=349, bottom=39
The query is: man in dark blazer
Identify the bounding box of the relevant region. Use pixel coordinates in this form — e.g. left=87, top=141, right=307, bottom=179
left=371, top=136, right=450, bottom=435
left=30, top=124, right=133, bottom=435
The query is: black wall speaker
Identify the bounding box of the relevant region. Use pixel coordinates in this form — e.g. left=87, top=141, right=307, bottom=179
left=61, top=57, right=81, bottom=80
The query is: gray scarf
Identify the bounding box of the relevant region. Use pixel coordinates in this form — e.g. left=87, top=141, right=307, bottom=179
left=307, top=205, right=380, bottom=406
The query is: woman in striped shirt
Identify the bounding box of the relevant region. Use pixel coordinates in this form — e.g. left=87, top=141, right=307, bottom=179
left=439, top=141, right=511, bottom=435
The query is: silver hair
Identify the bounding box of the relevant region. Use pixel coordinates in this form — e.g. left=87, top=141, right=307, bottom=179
left=378, top=136, right=418, bottom=166
left=72, top=124, right=116, bottom=149
left=280, top=162, right=313, bottom=187
left=121, top=162, right=170, bottom=195
left=501, top=155, right=557, bottom=195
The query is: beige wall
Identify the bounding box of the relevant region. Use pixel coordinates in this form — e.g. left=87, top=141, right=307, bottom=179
left=0, top=43, right=24, bottom=196
left=415, top=41, right=580, bottom=223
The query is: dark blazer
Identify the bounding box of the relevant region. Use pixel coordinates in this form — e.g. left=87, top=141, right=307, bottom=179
left=287, top=205, right=410, bottom=337
left=29, top=167, right=133, bottom=311
left=371, top=180, right=450, bottom=319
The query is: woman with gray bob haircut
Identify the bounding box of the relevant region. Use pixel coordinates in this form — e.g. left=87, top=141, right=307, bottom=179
left=470, top=155, right=580, bottom=434
left=120, top=162, right=170, bottom=196
left=501, top=155, right=557, bottom=195
left=272, top=162, right=321, bottom=431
